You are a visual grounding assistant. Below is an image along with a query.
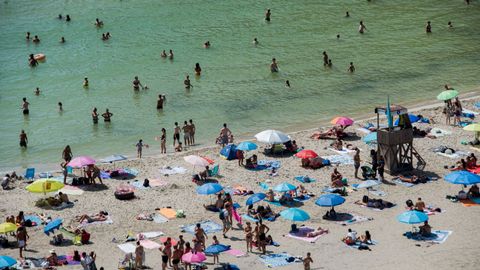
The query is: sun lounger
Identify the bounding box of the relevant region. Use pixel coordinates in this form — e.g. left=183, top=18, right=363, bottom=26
left=181, top=220, right=223, bottom=235
left=259, top=253, right=300, bottom=268
left=404, top=230, right=452, bottom=244
left=287, top=226, right=328, bottom=243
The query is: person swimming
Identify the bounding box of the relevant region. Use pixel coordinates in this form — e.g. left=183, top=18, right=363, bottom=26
left=95, top=18, right=103, bottom=27
left=66, top=14, right=71, bottom=21
left=337, top=34, right=340, bottom=39
left=83, top=77, right=89, bottom=88
left=34, top=87, right=40, bottom=95
left=58, top=14, right=63, bottom=20
left=194, top=63, right=202, bottom=76
left=347, top=62, right=355, bottom=73
left=133, top=76, right=143, bottom=90
left=204, top=41, right=210, bottom=48
left=58, top=102, right=63, bottom=112
left=328, top=59, right=332, bottom=67
left=26, top=32, right=30, bottom=40
left=160, top=50, right=167, bottom=58
left=28, top=54, right=38, bottom=67
left=285, top=80, right=290, bottom=87
left=253, top=37, right=259, bottom=45
left=323, top=51, right=329, bottom=66
left=426, top=21, right=432, bottom=33
left=270, top=58, right=278, bottom=72
left=60, top=37, right=65, bottom=43
left=168, top=49, right=174, bottom=59
left=265, top=9, right=271, bottom=21
left=358, top=21, right=366, bottom=33
left=184, top=75, right=191, bottom=88
left=345, top=11, right=350, bottom=17
left=448, top=21, right=453, bottom=28
left=33, top=35, right=40, bottom=43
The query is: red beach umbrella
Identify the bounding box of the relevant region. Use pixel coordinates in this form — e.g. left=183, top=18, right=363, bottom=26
left=295, top=149, right=318, bottom=159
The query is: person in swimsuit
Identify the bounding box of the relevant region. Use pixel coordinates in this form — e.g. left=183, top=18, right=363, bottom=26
left=194, top=63, right=202, bottom=76
left=328, top=59, right=333, bottom=67
left=157, top=94, right=164, bottom=109
left=448, top=21, right=453, bottom=28
left=171, top=245, right=182, bottom=270
left=303, top=252, right=314, bottom=270
left=16, top=226, right=29, bottom=258
left=270, top=58, right=278, bottom=72
left=106, top=32, right=111, bottom=38
left=204, top=41, right=210, bottom=48
left=173, top=122, right=180, bottom=147
left=257, top=220, right=270, bottom=254
left=83, top=77, right=89, bottom=88
left=244, top=221, right=253, bottom=252
left=353, top=148, right=361, bottom=178
left=28, top=54, right=38, bottom=67
left=265, top=9, right=271, bottom=21
left=195, top=223, right=208, bottom=249
left=94, top=18, right=103, bottom=27
left=22, top=97, right=30, bottom=115
left=184, top=75, right=191, bottom=89
left=133, top=76, right=143, bottom=90
left=168, top=49, right=174, bottom=59
left=62, top=145, right=72, bottom=162
left=358, top=21, right=366, bottom=34
left=163, top=237, right=173, bottom=267
left=135, top=241, right=144, bottom=269
left=160, top=128, right=167, bottom=154
left=26, top=32, right=31, bottom=40
left=182, top=121, right=191, bottom=146
left=219, top=123, right=232, bottom=147
left=58, top=102, right=63, bottom=112
left=345, top=11, right=350, bottom=17
left=92, top=107, right=99, bottom=124
left=33, top=35, right=40, bottom=43
left=347, top=62, right=355, bottom=73
left=19, top=130, right=28, bottom=148
left=136, top=139, right=145, bottom=158
left=323, top=51, right=329, bottom=66
left=285, top=80, right=290, bottom=87
left=253, top=37, right=259, bottom=45
left=77, top=213, right=107, bottom=224
left=60, top=37, right=65, bottom=43
left=189, top=119, right=196, bottom=145
left=159, top=246, right=168, bottom=270
left=102, top=109, right=113, bottom=122
left=34, top=87, right=40, bottom=95
left=161, top=50, right=167, bottom=57
left=426, top=21, right=432, bottom=33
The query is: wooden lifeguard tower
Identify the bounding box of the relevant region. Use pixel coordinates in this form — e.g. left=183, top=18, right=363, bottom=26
left=374, top=105, right=426, bottom=174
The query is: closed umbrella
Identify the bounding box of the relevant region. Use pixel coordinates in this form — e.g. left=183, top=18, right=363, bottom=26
left=26, top=179, right=65, bottom=195
left=273, top=182, right=296, bottom=192
left=437, top=90, right=459, bottom=101
left=182, top=252, right=206, bottom=263
left=280, top=208, right=310, bottom=222
left=295, top=149, right=318, bottom=159
left=315, top=194, right=345, bottom=208
left=196, top=183, right=223, bottom=195
left=237, top=141, right=258, bottom=151
left=0, top=256, right=17, bottom=269
left=254, top=130, right=290, bottom=144
left=246, top=193, right=266, bottom=206
left=331, top=116, right=354, bottom=127
left=184, top=155, right=211, bottom=167
left=205, top=244, right=230, bottom=254
left=0, top=222, right=16, bottom=234
left=444, top=171, right=480, bottom=185
left=68, top=156, right=96, bottom=168
left=44, top=218, right=63, bottom=236
left=397, top=211, right=428, bottom=224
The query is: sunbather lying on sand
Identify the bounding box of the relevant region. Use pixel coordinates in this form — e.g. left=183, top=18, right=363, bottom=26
left=449, top=159, right=467, bottom=171
left=356, top=195, right=394, bottom=210
left=76, top=211, right=108, bottom=223
left=396, top=174, right=429, bottom=184
left=311, top=126, right=345, bottom=140
left=306, top=227, right=329, bottom=237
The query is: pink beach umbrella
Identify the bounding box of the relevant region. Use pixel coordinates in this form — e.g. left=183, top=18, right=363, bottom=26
left=67, top=156, right=96, bottom=168
left=182, top=251, right=206, bottom=263
left=331, top=116, right=354, bottom=127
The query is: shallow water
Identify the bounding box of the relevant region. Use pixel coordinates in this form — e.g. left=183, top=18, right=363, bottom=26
left=0, top=0, right=479, bottom=170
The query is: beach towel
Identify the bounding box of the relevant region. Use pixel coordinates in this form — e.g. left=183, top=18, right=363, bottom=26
left=118, top=243, right=136, bottom=254
left=79, top=216, right=113, bottom=228
left=424, top=206, right=443, bottom=216
left=266, top=200, right=282, bottom=207
left=242, top=214, right=259, bottom=223
left=259, top=182, right=270, bottom=190
left=181, top=220, right=223, bottom=235
left=322, top=155, right=354, bottom=165
left=467, top=165, right=480, bottom=174
left=140, top=239, right=162, bottom=249
left=152, top=213, right=169, bottom=223
left=52, top=202, right=74, bottom=211
left=437, top=151, right=468, bottom=159
left=369, top=190, right=386, bottom=197
left=24, top=215, right=42, bottom=226
left=59, top=185, right=84, bottom=195
left=287, top=226, right=328, bottom=243
left=393, top=179, right=415, bottom=187
left=294, top=176, right=316, bottom=183
left=336, top=215, right=373, bottom=226
left=258, top=160, right=281, bottom=168
left=138, top=231, right=164, bottom=239
left=160, top=166, right=187, bottom=175
left=329, top=147, right=356, bottom=155
left=259, top=253, right=299, bottom=268
left=130, top=181, right=150, bottom=189
left=404, top=230, right=452, bottom=244
left=158, top=208, right=177, bottom=219
left=428, top=128, right=451, bottom=138
left=460, top=198, right=480, bottom=207
left=123, top=168, right=139, bottom=176
left=344, top=240, right=377, bottom=250
left=149, top=178, right=168, bottom=187
left=226, top=249, right=246, bottom=257
left=232, top=208, right=242, bottom=224
left=356, top=127, right=372, bottom=134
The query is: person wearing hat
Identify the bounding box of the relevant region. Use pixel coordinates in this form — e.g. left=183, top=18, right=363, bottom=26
left=47, top=249, right=60, bottom=266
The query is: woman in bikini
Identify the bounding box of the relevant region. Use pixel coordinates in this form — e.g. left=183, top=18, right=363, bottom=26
left=244, top=222, right=253, bottom=252
left=160, top=128, right=167, bottom=154
left=163, top=237, right=173, bottom=267
left=171, top=244, right=183, bottom=270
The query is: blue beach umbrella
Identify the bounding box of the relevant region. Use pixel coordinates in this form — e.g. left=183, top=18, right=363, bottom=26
left=280, top=208, right=310, bottom=222
left=444, top=171, right=480, bottom=185
left=363, top=132, right=377, bottom=144
left=315, top=194, right=346, bottom=207
left=273, top=182, right=296, bottom=192
left=0, top=256, right=16, bottom=268
left=205, top=244, right=230, bottom=254
left=394, top=114, right=421, bottom=126
left=44, top=218, right=63, bottom=235
left=236, top=141, right=258, bottom=151
left=246, top=193, right=266, bottom=206
left=397, top=211, right=428, bottom=224
left=196, top=183, right=223, bottom=195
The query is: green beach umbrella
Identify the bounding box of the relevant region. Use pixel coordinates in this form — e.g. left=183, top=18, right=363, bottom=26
left=463, top=123, right=480, bottom=132
left=437, top=90, right=459, bottom=101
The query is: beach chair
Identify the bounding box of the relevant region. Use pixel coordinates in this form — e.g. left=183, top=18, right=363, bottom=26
left=208, top=164, right=220, bottom=177
left=24, top=168, right=35, bottom=181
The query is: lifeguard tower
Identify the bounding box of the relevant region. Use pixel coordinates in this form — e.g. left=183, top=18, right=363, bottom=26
left=374, top=105, right=426, bottom=174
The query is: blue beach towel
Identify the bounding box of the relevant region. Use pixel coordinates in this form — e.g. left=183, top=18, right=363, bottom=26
left=294, top=176, right=316, bottom=183
left=259, top=182, right=270, bottom=190
left=25, top=215, right=42, bottom=226
left=404, top=230, right=452, bottom=244
left=181, top=220, right=223, bottom=235
left=266, top=200, right=282, bottom=207
left=259, top=253, right=298, bottom=268
left=130, top=181, right=149, bottom=189
left=242, top=214, right=259, bottom=223
left=294, top=195, right=311, bottom=202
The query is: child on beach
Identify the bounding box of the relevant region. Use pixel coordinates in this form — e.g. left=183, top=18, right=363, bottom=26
left=303, top=252, right=313, bottom=270
left=136, top=139, right=148, bottom=158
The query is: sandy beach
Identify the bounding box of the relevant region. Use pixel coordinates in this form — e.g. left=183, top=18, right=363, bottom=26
left=2, top=93, right=480, bottom=269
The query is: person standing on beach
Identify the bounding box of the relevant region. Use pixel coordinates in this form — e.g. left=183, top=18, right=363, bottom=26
left=354, top=148, right=361, bottom=178
left=134, top=241, right=144, bottom=269
left=219, top=123, right=232, bottom=147
left=22, top=98, right=30, bottom=115
left=102, top=109, right=113, bottom=122
left=61, top=162, right=68, bottom=184
left=303, top=252, right=314, bottom=270
left=63, top=145, right=73, bottom=163
left=189, top=120, right=196, bottom=145
left=265, top=9, right=271, bottom=21
left=244, top=221, right=253, bottom=252
left=370, top=149, right=377, bottom=177
left=270, top=58, right=279, bottom=72
left=136, top=139, right=146, bottom=158
left=16, top=226, right=29, bottom=258
left=426, top=21, right=432, bottom=33
left=182, top=121, right=191, bottom=146
left=133, top=76, right=143, bottom=90
left=358, top=21, right=366, bottom=33
left=92, top=108, right=99, bottom=124
left=160, top=128, right=167, bottom=154
left=347, top=62, right=355, bottom=73
left=19, top=130, right=28, bottom=148
left=173, top=122, right=180, bottom=147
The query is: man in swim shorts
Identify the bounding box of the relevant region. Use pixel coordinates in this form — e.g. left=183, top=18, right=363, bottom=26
left=19, top=130, right=28, bottom=148
left=133, top=76, right=143, bottom=90
left=182, top=121, right=191, bottom=146
left=189, top=119, right=196, bottom=145
left=219, top=123, right=232, bottom=147
left=173, top=122, right=180, bottom=147
left=22, top=98, right=30, bottom=115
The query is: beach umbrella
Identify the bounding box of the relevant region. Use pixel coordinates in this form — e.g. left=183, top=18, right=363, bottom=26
left=280, top=208, right=310, bottom=222
left=254, top=130, right=290, bottom=144
left=295, top=149, right=318, bottom=159
left=463, top=123, right=480, bottom=132
left=246, top=193, right=266, bottom=206
left=273, top=182, right=296, bottom=192
left=331, top=116, right=354, bottom=127
left=363, top=132, right=377, bottom=145
left=44, top=218, right=63, bottom=236
left=315, top=194, right=345, bottom=207
left=182, top=251, right=206, bottom=263
left=237, top=141, right=258, bottom=151
left=437, top=90, right=459, bottom=101
left=394, top=114, right=420, bottom=126
left=196, top=183, right=223, bottom=195
left=444, top=171, right=480, bottom=185
left=397, top=211, right=428, bottom=224
left=0, top=222, right=16, bottom=234
left=26, top=179, right=65, bottom=194
left=205, top=244, right=230, bottom=254
left=184, top=155, right=211, bottom=167
left=68, top=156, right=95, bottom=168
left=0, top=256, right=17, bottom=268
left=356, top=180, right=381, bottom=189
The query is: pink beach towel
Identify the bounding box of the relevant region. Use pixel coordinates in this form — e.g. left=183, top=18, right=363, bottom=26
left=232, top=208, right=242, bottom=224
left=226, top=249, right=246, bottom=257
left=149, top=178, right=168, bottom=187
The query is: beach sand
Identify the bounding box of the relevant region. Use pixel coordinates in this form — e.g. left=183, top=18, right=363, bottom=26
left=2, top=95, right=480, bottom=269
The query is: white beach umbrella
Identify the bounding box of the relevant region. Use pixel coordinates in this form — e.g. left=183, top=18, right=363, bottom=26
left=254, top=130, right=290, bottom=144
left=184, top=155, right=210, bottom=167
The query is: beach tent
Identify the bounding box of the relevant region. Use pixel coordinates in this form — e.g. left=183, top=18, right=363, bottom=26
left=220, top=144, right=237, bottom=160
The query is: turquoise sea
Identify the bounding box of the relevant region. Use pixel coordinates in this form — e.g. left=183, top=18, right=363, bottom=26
left=0, top=0, right=479, bottom=170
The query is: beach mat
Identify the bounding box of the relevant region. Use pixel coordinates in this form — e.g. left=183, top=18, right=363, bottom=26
left=181, top=220, right=222, bottom=235
left=329, top=147, right=356, bottom=155
left=294, top=176, right=316, bottom=183
left=404, top=230, right=452, bottom=244
left=138, top=231, right=164, bottom=239
left=344, top=240, right=377, bottom=250
left=158, top=208, right=177, bottom=219
left=118, top=243, right=136, bottom=254
left=294, top=195, right=311, bottom=202
left=336, top=215, right=373, bottom=226
left=24, top=215, right=42, bottom=226
left=57, top=255, right=81, bottom=265
left=242, top=214, right=259, bottom=223
left=287, top=226, right=328, bottom=243
left=460, top=198, right=480, bottom=207
left=259, top=253, right=299, bottom=268
left=153, top=214, right=169, bottom=223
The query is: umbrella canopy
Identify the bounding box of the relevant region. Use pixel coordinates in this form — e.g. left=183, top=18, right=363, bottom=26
left=397, top=211, right=428, bottom=224
left=331, top=116, right=354, bottom=127
left=315, top=194, right=346, bottom=207
left=184, top=155, right=211, bottom=167
left=0, top=256, right=17, bottom=268
left=182, top=252, right=206, bottom=263
left=254, top=130, right=290, bottom=144
left=246, top=193, right=266, bottom=206
left=363, top=132, right=377, bottom=144
left=444, top=171, right=480, bottom=185
left=205, top=244, right=230, bottom=254
left=68, top=156, right=96, bottom=167
left=44, top=218, right=63, bottom=235
left=463, top=123, right=480, bottom=132
left=295, top=149, right=318, bottom=159
left=0, top=222, right=16, bottom=234
left=273, top=182, right=296, bottom=192
left=26, top=179, right=65, bottom=194
left=356, top=180, right=381, bottom=189
left=280, top=208, right=310, bottom=222
left=394, top=114, right=420, bottom=126
left=437, top=90, right=459, bottom=101
left=237, top=141, right=258, bottom=151
left=196, top=183, right=223, bottom=195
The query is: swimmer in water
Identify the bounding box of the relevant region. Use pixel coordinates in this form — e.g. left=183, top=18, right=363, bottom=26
left=448, top=21, right=453, bottom=28
left=58, top=14, right=63, bottom=20
left=95, top=18, right=103, bottom=27
left=83, top=77, right=89, bottom=88
left=347, top=62, right=355, bottom=73
left=22, top=98, right=30, bottom=115
left=184, top=75, right=192, bottom=89
left=28, top=54, right=38, bottom=67
left=58, top=102, right=63, bottom=112
left=101, top=33, right=107, bottom=41
left=66, top=15, right=71, bottom=21
left=161, top=50, right=167, bottom=58
left=102, top=109, right=113, bottom=122
left=168, top=49, right=174, bottom=59
left=204, top=41, right=210, bottom=48
left=270, top=58, right=278, bottom=73
left=92, top=107, right=99, bottom=124
left=358, top=21, right=366, bottom=34
left=157, top=95, right=165, bottom=110
left=33, top=35, right=40, bottom=43
left=346, top=11, right=350, bottom=17
left=336, top=34, right=340, bottom=39
left=328, top=59, right=332, bottom=67
left=444, top=84, right=454, bottom=90
left=265, top=9, right=271, bottom=21
left=19, top=130, right=28, bottom=148
left=133, top=76, right=143, bottom=91
left=26, top=32, right=30, bottom=41
left=426, top=21, right=432, bottom=33
left=60, top=37, right=65, bottom=43
left=106, top=32, right=111, bottom=38
left=34, top=87, right=40, bottom=95
left=253, top=37, right=259, bottom=45
left=285, top=80, right=290, bottom=88
left=323, top=51, right=329, bottom=66
left=195, top=63, right=202, bottom=76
